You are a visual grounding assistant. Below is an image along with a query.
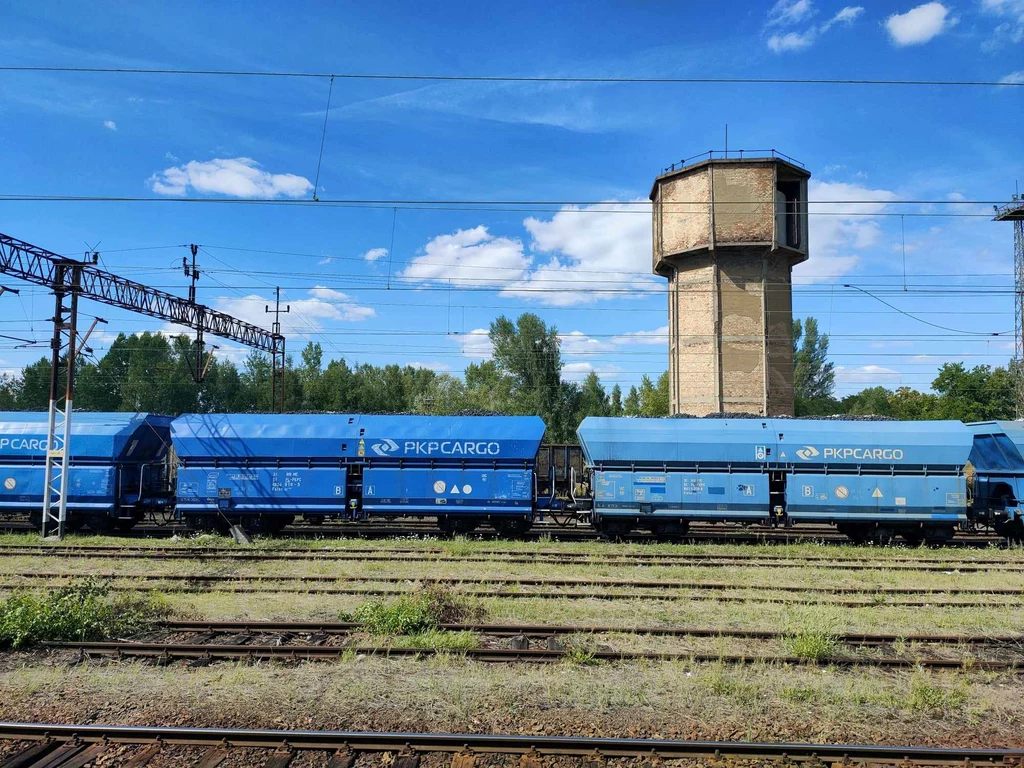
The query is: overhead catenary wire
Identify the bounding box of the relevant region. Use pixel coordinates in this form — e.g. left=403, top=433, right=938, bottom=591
left=311, top=75, right=334, bottom=201
left=1, top=65, right=1021, bottom=88
left=0, top=194, right=1007, bottom=210
left=842, top=284, right=1009, bottom=336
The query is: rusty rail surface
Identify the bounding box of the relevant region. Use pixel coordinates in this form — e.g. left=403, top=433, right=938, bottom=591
left=0, top=546, right=1018, bottom=572
left=7, top=570, right=1024, bottom=597
left=46, top=640, right=1024, bottom=670
left=2, top=721, right=1021, bottom=765
left=155, top=619, right=1024, bottom=645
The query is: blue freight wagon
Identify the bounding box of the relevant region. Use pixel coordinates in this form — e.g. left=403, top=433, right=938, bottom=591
left=0, top=412, right=172, bottom=531
left=171, top=413, right=547, bottom=534
left=966, top=421, right=1024, bottom=540
left=577, top=417, right=973, bottom=543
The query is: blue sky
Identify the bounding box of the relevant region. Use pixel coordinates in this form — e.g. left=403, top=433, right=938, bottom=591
left=0, top=0, right=1021, bottom=396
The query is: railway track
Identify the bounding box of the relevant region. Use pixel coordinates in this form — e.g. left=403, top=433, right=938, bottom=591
left=5, top=576, right=1021, bottom=607
left=2, top=721, right=1020, bottom=766
left=8, top=570, right=1024, bottom=597
left=0, top=545, right=1019, bottom=572
left=156, top=619, right=1024, bottom=645
left=47, top=638, right=1024, bottom=669
left=0, top=518, right=1008, bottom=546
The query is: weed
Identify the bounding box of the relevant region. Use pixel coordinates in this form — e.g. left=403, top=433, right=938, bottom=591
left=391, top=630, right=480, bottom=652
left=704, top=664, right=761, bottom=704
left=782, top=684, right=819, bottom=703
left=565, top=647, right=599, bottom=665
left=0, top=579, right=172, bottom=649
left=350, top=583, right=484, bottom=635
left=785, top=630, right=839, bottom=662
left=904, top=673, right=968, bottom=713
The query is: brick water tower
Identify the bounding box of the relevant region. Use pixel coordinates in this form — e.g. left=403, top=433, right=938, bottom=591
left=651, top=151, right=810, bottom=416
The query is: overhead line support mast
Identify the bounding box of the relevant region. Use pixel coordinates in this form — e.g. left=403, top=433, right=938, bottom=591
left=995, top=197, right=1024, bottom=419
left=0, top=232, right=284, bottom=539
left=266, top=287, right=289, bottom=414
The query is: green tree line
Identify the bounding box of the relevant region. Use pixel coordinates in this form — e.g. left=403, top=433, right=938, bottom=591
left=0, top=313, right=1014, bottom=439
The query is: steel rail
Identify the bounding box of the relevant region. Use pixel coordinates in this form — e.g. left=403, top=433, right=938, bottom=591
left=0, top=541, right=1009, bottom=561
left=0, top=547, right=1018, bottom=572
left=157, top=620, right=1024, bottom=645
left=47, top=640, right=1024, bottom=669
left=0, top=524, right=1007, bottom=549
left=4, top=579, right=1019, bottom=607
left=9, top=571, right=1024, bottom=597
left=2, top=721, right=1020, bottom=763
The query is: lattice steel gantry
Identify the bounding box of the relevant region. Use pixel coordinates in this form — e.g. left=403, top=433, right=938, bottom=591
left=0, top=232, right=285, bottom=539
left=995, top=197, right=1024, bottom=419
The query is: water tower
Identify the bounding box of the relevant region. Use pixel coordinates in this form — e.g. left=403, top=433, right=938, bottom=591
left=651, top=151, right=810, bottom=416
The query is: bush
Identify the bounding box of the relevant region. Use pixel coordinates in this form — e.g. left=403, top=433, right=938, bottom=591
left=351, top=583, right=485, bottom=635
left=0, top=579, right=171, bottom=649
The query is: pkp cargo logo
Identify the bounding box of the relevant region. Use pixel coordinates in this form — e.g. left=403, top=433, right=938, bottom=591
left=795, top=446, right=820, bottom=461
left=371, top=438, right=399, bottom=456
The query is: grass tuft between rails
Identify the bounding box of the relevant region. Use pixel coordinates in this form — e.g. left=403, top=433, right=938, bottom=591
left=785, top=630, right=840, bottom=661
left=345, top=582, right=485, bottom=636
left=0, top=578, right=171, bottom=649
left=390, top=629, right=481, bottom=652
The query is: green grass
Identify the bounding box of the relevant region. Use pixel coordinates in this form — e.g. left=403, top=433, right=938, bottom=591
left=0, top=579, right=171, bottom=649
left=390, top=630, right=480, bottom=652
left=347, top=583, right=485, bottom=635
left=785, top=630, right=840, bottom=661
left=904, top=673, right=969, bottom=713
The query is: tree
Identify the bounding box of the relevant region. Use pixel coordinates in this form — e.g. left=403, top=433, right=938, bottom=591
left=887, top=386, right=940, bottom=420
left=489, top=313, right=563, bottom=423
left=793, top=317, right=836, bottom=415
left=841, top=386, right=893, bottom=417
left=463, top=361, right=513, bottom=413
left=16, top=358, right=52, bottom=410
left=577, top=371, right=609, bottom=419
left=0, top=374, right=18, bottom=410
left=609, top=384, right=623, bottom=416
left=623, top=385, right=641, bottom=416
left=932, top=363, right=1014, bottom=422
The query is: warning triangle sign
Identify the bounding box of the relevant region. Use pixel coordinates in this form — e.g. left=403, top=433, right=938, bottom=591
left=871, top=487, right=883, bottom=499
left=450, top=486, right=460, bottom=495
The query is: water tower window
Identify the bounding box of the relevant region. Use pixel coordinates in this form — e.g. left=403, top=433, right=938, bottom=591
left=776, top=179, right=801, bottom=249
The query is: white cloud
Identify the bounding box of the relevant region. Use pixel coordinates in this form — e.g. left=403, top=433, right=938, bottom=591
left=504, top=201, right=657, bottom=306
left=798, top=179, right=898, bottom=282
left=407, top=361, right=451, bottom=371
left=982, top=0, right=1024, bottom=48
left=767, top=0, right=816, bottom=26
left=103, top=120, right=117, bottom=131
left=147, top=157, right=313, bottom=198
left=458, top=329, right=493, bottom=360
left=401, top=206, right=655, bottom=307
left=559, top=331, right=617, bottom=356
left=830, top=5, right=864, bottom=24
left=1000, top=71, right=1024, bottom=84
left=401, top=226, right=530, bottom=287
left=214, top=287, right=374, bottom=341
left=305, top=286, right=377, bottom=321
left=766, top=4, right=863, bottom=52
left=362, top=247, right=389, bottom=262
left=768, top=31, right=817, bottom=51
left=561, top=361, right=627, bottom=382
left=835, top=364, right=901, bottom=390
left=610, top=326, right=669, bottom=346
left=318, top=256, right=334, bottom=265
left=338, top=80, right=627, bottom=134
left=885, top=3, right=955, bottom=46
